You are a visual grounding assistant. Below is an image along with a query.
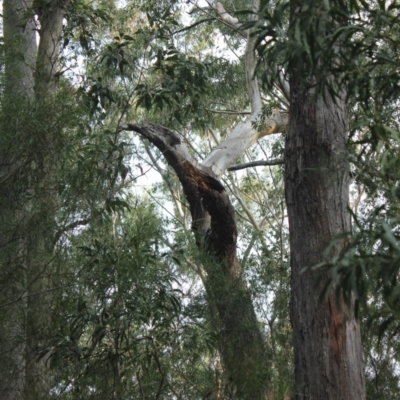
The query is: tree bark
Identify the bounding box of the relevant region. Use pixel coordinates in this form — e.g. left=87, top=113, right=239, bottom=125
left=35, top=0, right=69, bottom=97
left=284, top=5, right=366, bottom=395
left=123, top=122, right=268, bottom=399
left=0, top=3, right=37, bottom=399
left=121, top=2, right=288, bottom=397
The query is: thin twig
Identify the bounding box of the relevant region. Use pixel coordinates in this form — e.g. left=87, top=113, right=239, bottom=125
left=171, top=18, right=215, bottom=35
left=206, top=108, right=251, bottom=115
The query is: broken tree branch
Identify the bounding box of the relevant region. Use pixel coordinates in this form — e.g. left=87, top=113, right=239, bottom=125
left=121, top=120, right=268, bottom=398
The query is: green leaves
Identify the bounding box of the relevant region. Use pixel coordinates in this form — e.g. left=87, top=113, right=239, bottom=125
left=135, top=47, right=211, bottom=126
left=253, top=0, right=400, bottom=134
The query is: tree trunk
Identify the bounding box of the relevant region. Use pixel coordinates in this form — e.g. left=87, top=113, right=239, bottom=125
left=0, top=3, right=37, bottom=399
left=122, top=2, right=288, bottom=397
left=284, top=15, right=366, bottom=397
left=3, top=0, right=37, bottom=101
left=1, top=2, right=68, bottom=399
left=35, top=0, right=69, bottom=98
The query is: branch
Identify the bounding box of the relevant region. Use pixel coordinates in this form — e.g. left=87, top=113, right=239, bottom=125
left=53, top=217, right=91, bottom=244
left=215, top=2, right=247, bottom=38
left=228, top=158, right=284, bottom=171
left=211, top=1, right=261, bottom=112
left=121, top=122, right=237, bottom=262
left=245, top=0, right=262, bottom=113
left=202, top=109, right=288, bottom=178
left=206, top=108, right=251, bottom=115
left=144, top=144, right=186, bottom=224
left=0, top=285, right=69, bottom=308
left=171, top=18, right=215, bottom=35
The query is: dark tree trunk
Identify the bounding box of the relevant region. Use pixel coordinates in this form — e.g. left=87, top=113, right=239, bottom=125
left=284, top=54, right=366, bottom=400
left=124, top=122, right=268, bottom=399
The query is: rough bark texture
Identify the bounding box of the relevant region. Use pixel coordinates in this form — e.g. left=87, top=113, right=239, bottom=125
left=285, top=60, right=366, bottom=400
left=122, top=3, right=287, bottom=397
left=124, top=122, right=267, bottom=399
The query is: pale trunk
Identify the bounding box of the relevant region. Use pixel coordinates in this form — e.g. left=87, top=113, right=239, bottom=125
left=1, top=1, right=68, bottom=399
left=3, top=0, right=37, bottom=101
left=25, top=2, right=69, bottom=398
left=35, top=0, right=69, bottom=98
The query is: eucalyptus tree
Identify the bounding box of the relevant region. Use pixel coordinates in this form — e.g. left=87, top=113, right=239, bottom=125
left=120, top=1, right=289, bottom=397
left=1, top=1, right=72, bottom=397
left=0, top=1, right=118, bottom=399
left=282, top=10, right=366, bottom=399
left=253, top=0, right=400, bottom=397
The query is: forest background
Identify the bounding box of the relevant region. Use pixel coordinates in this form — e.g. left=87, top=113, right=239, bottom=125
left=0, top=0, right=400, bottom=399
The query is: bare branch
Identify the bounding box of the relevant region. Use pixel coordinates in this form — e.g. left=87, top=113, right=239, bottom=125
left=228, top=158, right=284, bottom=171
left=144, top=144, right=186, bottom=224
left=245, top=0, right=262, bottom=113
left=53, top=217, right=91, bottom=244
left=206, top=108, right=251, bottom=115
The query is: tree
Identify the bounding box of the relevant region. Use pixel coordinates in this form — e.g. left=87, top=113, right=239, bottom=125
left=120, top=1, right=290, bottom=397
left=2, top=0, right=400, bottom=398
left=281, top=0, right=366, bottom=397
left=284, top=23, right=366, bottom=400
left=0, top=1, right=112, bottom=398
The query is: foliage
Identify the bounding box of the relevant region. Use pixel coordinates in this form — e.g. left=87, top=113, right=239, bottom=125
left=46, top=204, right=218, bottom=399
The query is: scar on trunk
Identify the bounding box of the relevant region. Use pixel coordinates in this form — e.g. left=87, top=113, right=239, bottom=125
left=328, top=296, right=346, bottom=363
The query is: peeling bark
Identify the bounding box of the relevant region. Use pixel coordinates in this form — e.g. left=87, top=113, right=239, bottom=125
left=202, top=108, right=287, bottom=178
